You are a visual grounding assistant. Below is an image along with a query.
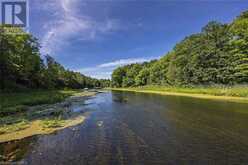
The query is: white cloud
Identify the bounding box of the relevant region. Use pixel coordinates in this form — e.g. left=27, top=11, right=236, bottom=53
left=40, top=0, right=120, bottom=55
left=77, top=56, right=160, bottom=79
left=61, top=0, right=72, bottom=12
left=98, top=57, right=157, bottom=68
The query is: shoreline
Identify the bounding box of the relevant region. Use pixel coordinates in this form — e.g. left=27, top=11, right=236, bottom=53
left=0, top=91, right=97, bottom=143
left=0, top=115, right=86, bottom=143
left=109, top=88, right=248, bottom=103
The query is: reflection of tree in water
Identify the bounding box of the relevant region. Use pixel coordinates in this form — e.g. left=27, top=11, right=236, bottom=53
left=113, top=93, right=128, bottom=103
left=0, top=136, right=36, bottom=162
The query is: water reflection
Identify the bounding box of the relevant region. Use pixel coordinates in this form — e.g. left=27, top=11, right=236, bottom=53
left=0, top=91, right=248, bottom=164
left=0, top=136, right=36, bottom=162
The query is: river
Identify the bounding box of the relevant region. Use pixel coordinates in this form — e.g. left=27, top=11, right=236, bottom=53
left=1, top=91, right=248, bottom=164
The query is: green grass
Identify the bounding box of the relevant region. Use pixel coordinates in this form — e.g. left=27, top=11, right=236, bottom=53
left=41, top=117, right=66, bottom=128
left=0, top=89, right=81, bottom=117
left=110, top=85, right=248, bottom=98
left=0, top=120, right=29, bottom=135
left=0, top=89, right=93, bottom=138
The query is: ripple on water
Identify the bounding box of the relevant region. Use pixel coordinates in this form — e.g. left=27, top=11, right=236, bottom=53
left=1, top=91, right=248, bottom=164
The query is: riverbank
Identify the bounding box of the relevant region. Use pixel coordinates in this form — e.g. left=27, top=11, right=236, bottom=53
left=109, top=86, right=248, bottom=103
left=0, top=90, right=82, bottom=116
left=0, top=115, right=86, bottom=143
left=0, top=90, right=97, bottom=143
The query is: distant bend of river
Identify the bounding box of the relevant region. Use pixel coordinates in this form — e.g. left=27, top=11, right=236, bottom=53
left=1, top=91, right=248, bottom=165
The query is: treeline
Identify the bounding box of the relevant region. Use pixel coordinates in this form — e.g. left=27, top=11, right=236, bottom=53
left=112, top=11, right=248, bottom=87
left=0, top=26, right=110, bottom=91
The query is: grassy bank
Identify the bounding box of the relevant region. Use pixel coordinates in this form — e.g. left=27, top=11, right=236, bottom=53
left=0, top=90, right=81, bottom=117
left=0, top=90, right=97, bottom=142
left=109, top=85, right=248, bottom=103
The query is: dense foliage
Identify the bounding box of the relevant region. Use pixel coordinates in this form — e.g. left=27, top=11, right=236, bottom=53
left=112, top=11, right=248, bottom=87
left=0, top=26, right=110, bottom=91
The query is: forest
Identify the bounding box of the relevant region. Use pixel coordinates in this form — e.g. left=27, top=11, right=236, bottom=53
left=0, top=26, right=110, bottom=92
left=111, top=11, right=248, bottom=87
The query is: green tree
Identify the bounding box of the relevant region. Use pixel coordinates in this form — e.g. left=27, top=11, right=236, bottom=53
left=0, top=26, right=42, bottom=90
left=229, top=11, right=248, bottom=83
left=135, top=68, right=150, bottom=86
left=122, top=64, right=142, bottom=87
left=111, top=67, right=126, bottom=87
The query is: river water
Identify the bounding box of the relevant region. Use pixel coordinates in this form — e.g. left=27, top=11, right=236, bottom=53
left=1, top=91, right=248, bottom=165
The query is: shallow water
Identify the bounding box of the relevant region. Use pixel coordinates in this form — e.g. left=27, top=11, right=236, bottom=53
left=1, top=91, right=248, bottom=164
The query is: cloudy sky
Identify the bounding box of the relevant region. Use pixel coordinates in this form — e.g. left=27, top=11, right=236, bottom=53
left=29, top=0, right=248, bottom=79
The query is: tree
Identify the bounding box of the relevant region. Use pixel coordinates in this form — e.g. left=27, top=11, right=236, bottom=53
left=0, top=26, right=43, bottom=90
left=111, top=10, right=248, bottom=87
left=111, top=67, right=126, bottom=87
left=135, top=68, right=150, bottom=86
left=0, top=26, right=107, bottom=91
left=122, top=64, right=142, bottom=87
left=150, top=55, right=170, bottom=85
left=229, top=11, right=248, bottom=83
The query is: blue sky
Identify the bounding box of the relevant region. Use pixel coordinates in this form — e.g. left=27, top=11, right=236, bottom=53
left=29, top=0, right=248, bottom=79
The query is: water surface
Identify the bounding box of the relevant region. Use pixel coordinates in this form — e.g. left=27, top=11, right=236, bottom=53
left=1, top=91, right=248, bottom=164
